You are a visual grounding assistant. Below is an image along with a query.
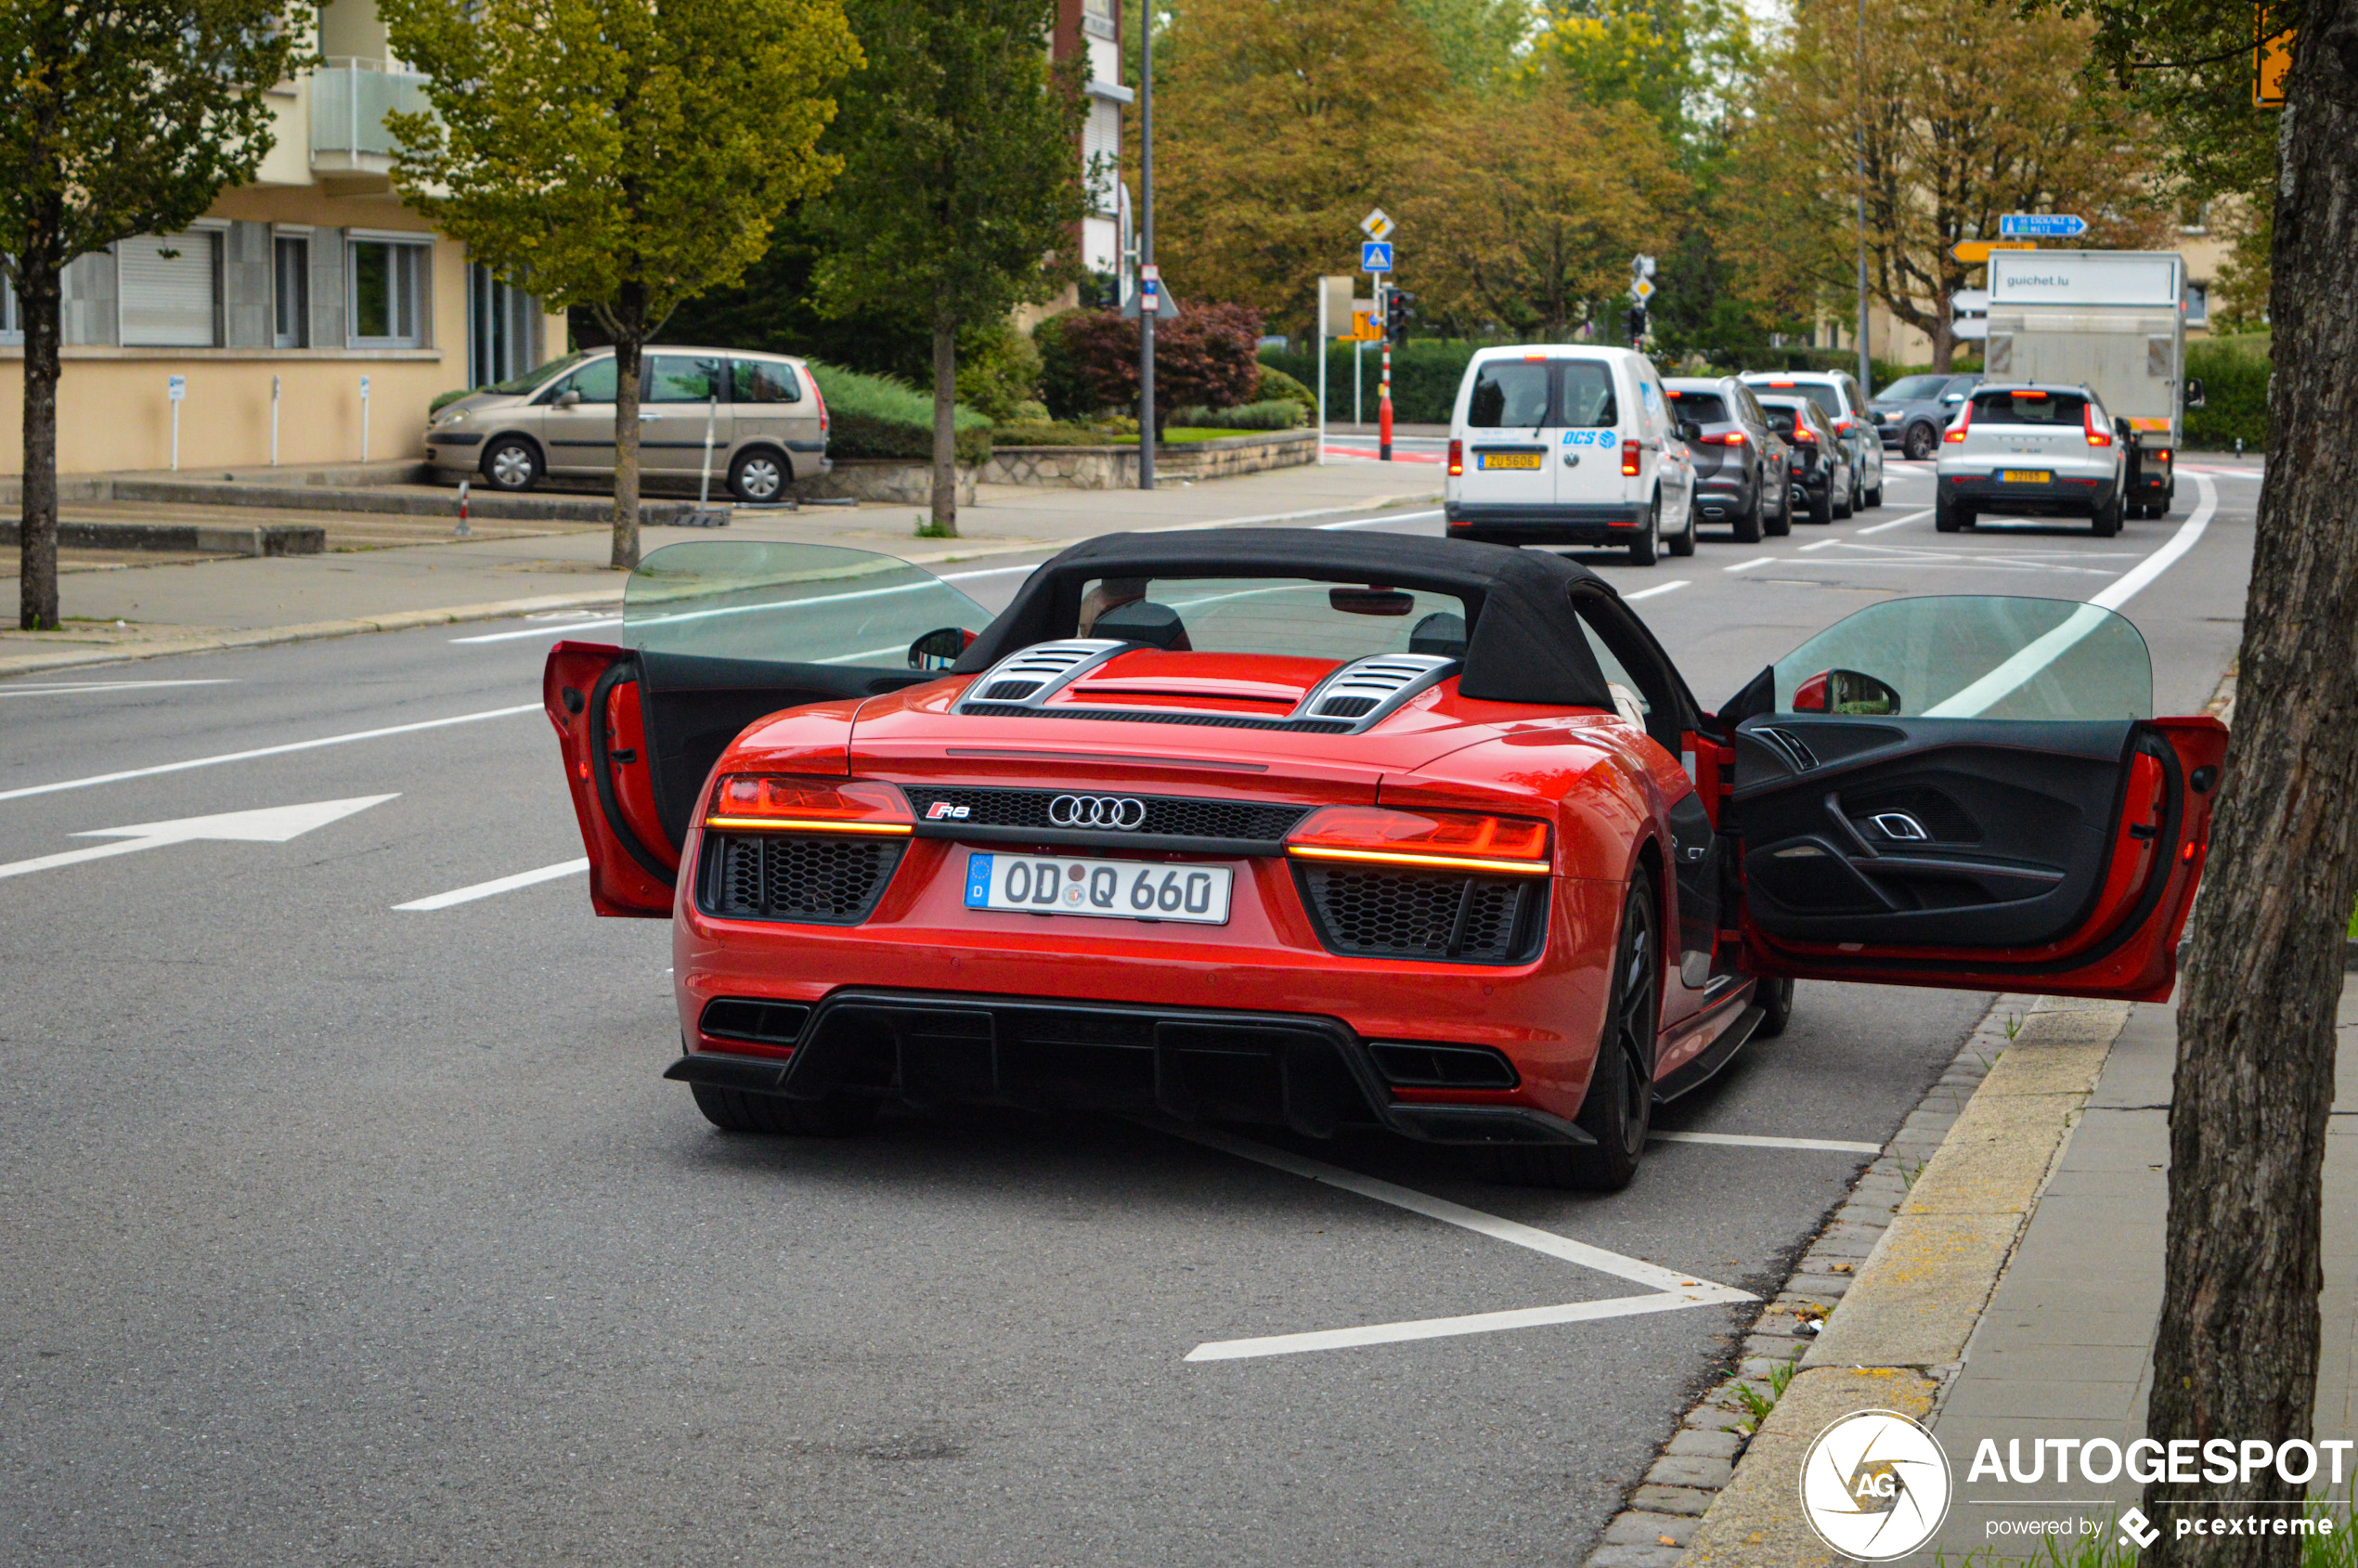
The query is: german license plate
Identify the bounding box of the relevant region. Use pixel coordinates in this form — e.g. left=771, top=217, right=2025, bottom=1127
left=1478, top=452, right=1543, bottom=470
left=2001, top=469, right=2053, bottom=484
left=964, top=853, right=1232, bottom=925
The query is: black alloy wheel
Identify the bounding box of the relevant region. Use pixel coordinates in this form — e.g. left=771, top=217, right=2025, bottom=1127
left=1753, top=975, right=1795, bottom=1038
left=1733, top=478, right=1765, bottom=543
left=1629, top=493, right=1662, bottom=565
left=1903, top=422, right=1937, bottom=460
left=1476, top=880, right=1660, bottom=1191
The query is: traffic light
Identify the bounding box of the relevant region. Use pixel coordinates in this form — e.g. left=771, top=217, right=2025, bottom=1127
left=1384, top=290, right=1415, bottom=344
left=1626, top=304, right=1649, bottom=343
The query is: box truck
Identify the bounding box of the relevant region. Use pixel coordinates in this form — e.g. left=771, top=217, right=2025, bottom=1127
left=1985, top=250, right=2206, bottom=519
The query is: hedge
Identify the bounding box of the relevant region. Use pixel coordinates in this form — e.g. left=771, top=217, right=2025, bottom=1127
left=2183, top=339, right=2269, bottom=451
left=808, top=360, right=991, bottom=467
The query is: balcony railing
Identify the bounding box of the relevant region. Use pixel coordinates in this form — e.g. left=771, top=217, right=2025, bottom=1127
left=311, top=58, right=432, bottom=161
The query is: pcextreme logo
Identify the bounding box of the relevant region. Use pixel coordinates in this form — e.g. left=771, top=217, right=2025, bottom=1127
left=1799, top=1410, right=1954, bottom=1561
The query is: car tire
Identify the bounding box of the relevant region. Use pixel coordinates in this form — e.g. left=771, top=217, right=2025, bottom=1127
left=1733, top=484, right=1765, bottom=543
left=690, top=1082, right=880, bottom=1137
left=482, top=435, right=541, bottom=492
left=1753, top=975, right=1795, bottom=1039
left=1667, top=497, right=1697, bottom=558
left=1474, top=879, right=1659, bottom=1193
left=1863, top=483, right=1882, bottom=509
left=1807, top=483, right=1834, bottom=525
left=1903, top=422, right=1937, bottom=460
left=727, top=447, right=790, bottom=505
left=1629, top=494, right=1661, bottom=565
left=1935, top=494, right=1971, bottom=532
left=2093, top=488, right=2123, bottom=538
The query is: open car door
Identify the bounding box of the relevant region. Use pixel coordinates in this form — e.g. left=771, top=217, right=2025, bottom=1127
left=1719, top=595, right=2228, bottom=1003
left=544, top=541, right=990, bottom=917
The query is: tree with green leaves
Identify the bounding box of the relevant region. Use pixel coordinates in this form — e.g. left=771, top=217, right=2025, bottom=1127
left=0, top=0, right=309, bottom=631
left=805, top=0, right=1090, bottom=539
left=380, top=0, right=860, bottom=568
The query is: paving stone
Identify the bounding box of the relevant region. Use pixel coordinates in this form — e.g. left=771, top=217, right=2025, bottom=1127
left=1665, top=1428, right=1743, bottom=1459
left=1805, top=1232, right=1877, bottom=1259
left=1633, top=1484, right=1717, bottom=1517
left=1587, top=1544, right=1686, bottom=1568
left=1784, top=1272, right=1853, bottom=1298
left=1833, top=1204, right=1894, bottom=1229
left=1607, top=1511, right=1701, bottom=1547
left=1742, top=1334, right=1807, bottom=1363
left=1647, top=1454, right=1736, bottom=1489
left=1682, top=1404, right=1749, bottom=1433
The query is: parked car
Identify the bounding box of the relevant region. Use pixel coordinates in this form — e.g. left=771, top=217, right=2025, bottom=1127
left=1445, top=345, right=1698, bottom=565
left=1935, top=382, right=2128, bottom=536
left=1872, top=372, right=1980, bottom=460
left=1665, top=377, right=1791, bottom=542
left=1739, top=370, right=1883, bottom=510
left=547, top=532, right=2227, bottom=1192
left=425, top=346, right=831, bottom=504
left=1754, top=395, right=1851, bottom=525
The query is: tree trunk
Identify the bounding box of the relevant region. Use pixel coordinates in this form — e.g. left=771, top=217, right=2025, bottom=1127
left=2142, top=4, right=2358, bottom=1564
left=16, top=249, right=61, bottom=631
left=612, top=331, right=643, bottom=572
left=1929, top=305, right=1954, bottom=373
left=929, top=317, right=958, bottom=538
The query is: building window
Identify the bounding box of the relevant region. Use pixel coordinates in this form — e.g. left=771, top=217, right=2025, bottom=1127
left=120, top=232, right=220, bottom=347
left=349, top=237, right=429, bottom=347
left=1082, top=0, right=1115, bottom=39
left=2178, top=199, right=2210, bottom=235
left=467, top=264, right=540, bottom=386
left=274, top=235, right=309, bottom=348
left=0, top=269, right=19, bottom=343
left=2184, top=282, right=2209, bottom=327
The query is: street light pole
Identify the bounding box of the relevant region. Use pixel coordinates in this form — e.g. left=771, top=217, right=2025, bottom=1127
left=1855, top=0, right=1872, bottom=393
left=1137, top=4, right=1156, bottom=492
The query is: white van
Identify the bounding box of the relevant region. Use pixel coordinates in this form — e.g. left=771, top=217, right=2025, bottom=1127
left=1444, top=345, right=1697, bottom=564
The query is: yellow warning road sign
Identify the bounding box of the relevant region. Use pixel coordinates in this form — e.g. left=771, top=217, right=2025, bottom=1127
left=2256, top=4, right=2294, bottom=109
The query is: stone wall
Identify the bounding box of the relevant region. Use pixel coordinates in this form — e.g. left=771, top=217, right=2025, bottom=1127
left=979, top=429, right=1315, bottom=490
left=792, top=458, right=977, bottom=506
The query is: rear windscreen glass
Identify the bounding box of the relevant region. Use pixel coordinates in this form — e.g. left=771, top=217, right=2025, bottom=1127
left=1467, top=362, right=1551, bottom=429
left=1560, top=362, right=1618, bottom=428
left=1759, top=403, right=1802, bottom=435
left=1080, top=577, right=1473, bottom=663
left=1666, top=391, right=1728, bottom=421
left=1971, top=391, right=2091, bottom=425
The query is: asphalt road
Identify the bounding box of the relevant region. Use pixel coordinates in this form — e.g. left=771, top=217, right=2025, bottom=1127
left=0, top=455, right=2256, bottom=1566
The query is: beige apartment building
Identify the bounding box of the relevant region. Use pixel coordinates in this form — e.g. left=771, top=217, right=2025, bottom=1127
left=0, top=0, right=564, bottom=478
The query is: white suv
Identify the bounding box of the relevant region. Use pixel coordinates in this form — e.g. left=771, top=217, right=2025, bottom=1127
left=1444, top=345, right=1697, bottom=565
left=1934, top=382, right=2129, bottom=537
left=1737, top=370, right=1884, bottom=512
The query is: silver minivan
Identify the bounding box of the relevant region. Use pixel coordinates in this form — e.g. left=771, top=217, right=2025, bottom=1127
left=425, top=345, right=830, bottom=503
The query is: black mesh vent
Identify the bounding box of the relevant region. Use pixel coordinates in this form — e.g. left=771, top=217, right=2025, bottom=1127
left=701, top=833, right=904, bottom=925
left=905, top=788, right=1308, bottom=845
left=1316, top=695, right=1380, bottom=719
left=1299, top=866, right=1541, bottom=965
left=699, top=998, right=812, bottom=1046
left=982, top=680, right=1043, bottom=701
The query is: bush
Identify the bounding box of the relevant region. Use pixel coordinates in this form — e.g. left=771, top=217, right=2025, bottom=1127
left=808, top=360, right=991, bottom=467
left=989, top=421, right=1120, bottom=447
left=1032, top=303, right=1266, bottom=429
left=1165, top=398, right=1306, bottom=431
left=2183, top=338, right=2270, bottom=450
left=954, top=323, right=1044, bottom=423
left=1256, top=364, right=1315, bottom=411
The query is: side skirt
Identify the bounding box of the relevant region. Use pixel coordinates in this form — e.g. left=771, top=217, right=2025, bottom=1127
left=1652, top=1002, right=1768, bottom=1106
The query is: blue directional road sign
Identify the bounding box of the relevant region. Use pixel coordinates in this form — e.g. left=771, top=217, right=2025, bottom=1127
left=1361, top=240, right=1393, bottom=273
left=2000, top=214, right=2088, bottom=238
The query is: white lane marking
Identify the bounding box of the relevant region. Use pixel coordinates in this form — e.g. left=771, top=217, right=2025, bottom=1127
left=1722, top=556, right=1775, bottom=572
left=1651, top=1130, right=1885, bottom=1155
left=450, top=618, right=622, bottom=644
left=941, top=564, right=1042, bottom=581
left=1924, top=475, right=2216, bottom=719
left=0, top=704, right=539, bottom=805
left=1164, top=1121, right=1752, bottom=1362
left=395, top=857, right=589, bottom=910
left=1798, top=539, right=1840, bottom=551
left=0, top=795, right=397, bottom=881
left=1623, top=579, right=1689, bottom=601
left=1318, top=509, right=1445, bottom=530
left=0, top=679, right=236, bottom=698
left=1856, top=509, right=1932, bottom=535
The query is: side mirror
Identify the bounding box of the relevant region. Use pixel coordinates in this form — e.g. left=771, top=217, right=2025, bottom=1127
left=1679, top=420, right=1704, bottom=443
left=2184, top=377, right=2207, bottom=408
left=1941, top=393, right=1963, bottom=404
left=2114, top=417, right=2133, bottom=442
left=907, top=626, right=975, bottom=669
left=1792, top=667, right=1902, bottom=716
left=553, top=389, right=582, bottom=408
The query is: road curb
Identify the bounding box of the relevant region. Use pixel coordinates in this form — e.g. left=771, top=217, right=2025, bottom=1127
left=0, top=495, right=1442, bottom=679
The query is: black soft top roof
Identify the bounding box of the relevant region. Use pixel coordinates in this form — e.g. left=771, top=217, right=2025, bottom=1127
left=952, top=528, right=1618, bottom=710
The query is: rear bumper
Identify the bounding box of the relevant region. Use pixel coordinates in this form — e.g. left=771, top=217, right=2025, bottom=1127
left=1938, top=468, right=2118, bottom=515
left=1691, top=473, right=1758, bottom=521
left=667, top=988, right=1593, bottom=1146
left=1445, top=500, right=1648, bottom=540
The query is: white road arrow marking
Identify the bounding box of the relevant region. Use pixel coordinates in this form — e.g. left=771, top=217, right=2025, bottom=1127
left=0, top=795, right=397, bottom=882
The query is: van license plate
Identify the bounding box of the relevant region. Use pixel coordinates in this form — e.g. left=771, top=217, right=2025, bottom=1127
left=964, top=853, right=1231, bottom=925
left=1478, top=452, right=1543, bottom=470
left=2001, top=469, right=2053, bottom=484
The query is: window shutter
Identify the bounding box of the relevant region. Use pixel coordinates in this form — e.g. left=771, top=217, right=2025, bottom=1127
left=120, top=234, right=217, bottom=347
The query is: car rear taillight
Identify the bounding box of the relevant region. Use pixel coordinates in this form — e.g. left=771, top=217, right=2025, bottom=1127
left=1702, top=431, right=1747, bottom=446
left=706, top=776, right=912, bottom=835
left=2084, top=405, right=2113, bottom=447
left=1621, top=439, right=1641, bottom=476
left=1944, top=400, right=1973, bottom=443
left=1833, top=418, right=1853, bottom=434
left=809, top=371, right=829, bottom=435
left=1447, top=438, right=1463, bottom=476
left=1287, top=806, right=1550, bottom=875
left=1788, top=421, right=1816, bottom=446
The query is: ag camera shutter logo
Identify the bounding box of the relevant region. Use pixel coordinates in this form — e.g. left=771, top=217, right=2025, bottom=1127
left=1799, top=1410, right=1952, bottom=1561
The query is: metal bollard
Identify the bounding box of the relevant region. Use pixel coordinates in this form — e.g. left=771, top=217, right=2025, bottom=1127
left=455, top=478, right=472, bottom=539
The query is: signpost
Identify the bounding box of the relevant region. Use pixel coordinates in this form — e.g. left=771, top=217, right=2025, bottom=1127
left=1360, top=208, right=1393, bottom=242
left=1360, top=240, right=1393, bottom=274
left=1362, top=232, right=1396, bottom=460
left=2256, top=3, right=2294, bottom=108
left=2000, top=214, right=2088, bottom=239
left=1950, top=240, right=2036, bottom=266
left=166, top=374, right=185, bottom=472
left=1318, top=274, right=1355, bottom=468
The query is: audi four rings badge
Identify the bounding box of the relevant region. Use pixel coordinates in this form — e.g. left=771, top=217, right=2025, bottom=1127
left=1050, top=795, right=1147, bottom=829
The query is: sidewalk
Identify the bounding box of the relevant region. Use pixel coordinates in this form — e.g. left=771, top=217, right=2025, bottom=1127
left=1927, top=976, right=2358, bottom=1551
left=0, top=460, right=1439, bottom=676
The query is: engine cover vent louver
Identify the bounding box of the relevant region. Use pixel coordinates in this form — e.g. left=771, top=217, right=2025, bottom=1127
left=1295, top=654, right=1462, bottom=728
left=956, top=639, right=1129, bottom=714
left=956, top=641, right=1461, bottom=733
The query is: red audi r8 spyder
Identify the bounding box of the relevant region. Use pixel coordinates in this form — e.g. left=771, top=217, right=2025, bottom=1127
left=545, top=530, right=2223, bottom=1189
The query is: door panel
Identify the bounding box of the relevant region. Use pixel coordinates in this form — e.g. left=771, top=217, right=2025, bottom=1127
left=545, top=641, right=675, bottom=918
left=641, top=354, right=727, bottom=476
left=540, top=356, right=616, bottom=474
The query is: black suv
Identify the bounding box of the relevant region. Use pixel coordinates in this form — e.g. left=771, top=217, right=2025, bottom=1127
left=1871, top=372, right=1979, bottom=460
left=1753, top=395, right=1851, bottom=525
left=1665, top=377, right=1791, bottom=541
